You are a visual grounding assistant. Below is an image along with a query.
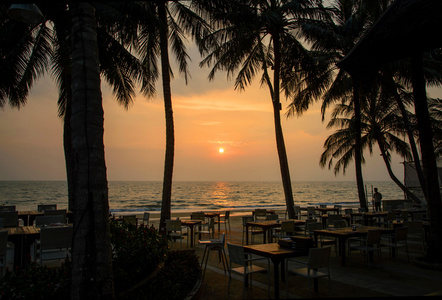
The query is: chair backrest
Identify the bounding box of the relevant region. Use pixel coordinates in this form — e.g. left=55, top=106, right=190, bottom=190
left=366, top=229, right=382, bottom=245
left=254, top=209, right=267, bottom=221
left=319, top=204, right=327, bottom=208
left=266, top=214, right=278, bottom=220
left=306, top=222, right=322, bottom=235
left=191, top=212, right=205, bottom=221
left=40, top=226, right=73, bottom=250
left=395, top=226, right=408, bottom=241
left=0, top=231, right=7, bottom=256
left=123, top=215, right=137, bottom=226
left=224, top=211, right=230, bottom=220
left=307, top=207, right=316, bottom=218
left=294, top=206, right=301, bottom=218
left=333, top=220, right=347, bottom=228
left=327, top=214, right=342, bottom=225
left=37, top=204, right=57, bottom=212
left=308, top=247, right=331, bottom=269
left=280, top=220, right=295, bottom=233
left=0, top=205, right=16, bottom=212
left=143, top=212, right=150, bottom=222
left=44, top=209, right=67, bottom=223
left=227, top=243, right=246, bottom=266
left=400, top=211, right=408, bottom=221
left=166, top=219, right=182, bottom=232
left=35, top=215, right=65, bottom=227
left=0, top=211, right=18, bottom=227
left=344, top=208, right=353, bottom=215
left=219, top=233, right=226, bottom=246
left=358, top=207, right=368, bottom=213
left=242, top=216, right=254, bottom=226
left=334, top=204, right=342, bottom=214
left=208, top=217, right=215, bottom=230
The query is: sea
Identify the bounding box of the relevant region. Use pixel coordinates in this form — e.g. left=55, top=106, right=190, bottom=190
left=0, top=181, right=405, bottom=216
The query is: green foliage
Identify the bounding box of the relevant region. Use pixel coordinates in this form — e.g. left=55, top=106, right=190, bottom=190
left=110, top=218, right=169, bottom=293
left=0, top=261, right=71, bottom=300
left=121, top=249, right=202, bottom=300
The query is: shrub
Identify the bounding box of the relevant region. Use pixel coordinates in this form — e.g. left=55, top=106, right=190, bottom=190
left=110, top=219, right=169, bottom=293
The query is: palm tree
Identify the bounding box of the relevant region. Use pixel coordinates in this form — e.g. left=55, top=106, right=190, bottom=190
left=135, top=0, right=210, bottom=231
left=320, top=87, right=421, bottom=204
left=193, top=0, right=324, bottom=219
left=286, top=0, right=382, bottom=209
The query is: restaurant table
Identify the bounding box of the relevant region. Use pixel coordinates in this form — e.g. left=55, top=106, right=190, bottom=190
left=181, top=220, right=201, bottom=247
left=204, top=212, right=221, bottom=232
left=321, top=214, right=351, bottom=228
left=18, top=210, right=74, bottom=226
left=313, top=226, right=394, bottom=266
left=245, top=220, right=305, bottom=245
left=1, top=226, right=40, bottom=269
left=393, top=208, right=427, bottom=221
left=243, top=243, right=307, bottom=299
left=350, top=211, right=388, bottom=226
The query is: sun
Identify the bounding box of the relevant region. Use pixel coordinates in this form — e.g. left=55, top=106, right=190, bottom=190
left=218, top=148, right=225, bottom=154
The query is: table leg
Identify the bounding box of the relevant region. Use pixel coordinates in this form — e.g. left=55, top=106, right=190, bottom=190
left=190, top=226, right=194, bottom=247
left=273, top=261, right=280, bottom=299
left=217, top=215, right=221, bottom=232
left=339, top=237, right=347, bottom=266
left=263, top=229, right=267, bottom=244
left=246, top=224, right=250, bottom=245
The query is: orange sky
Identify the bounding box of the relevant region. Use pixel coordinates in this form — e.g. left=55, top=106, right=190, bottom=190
left=0, top=46, right=429, bottom=182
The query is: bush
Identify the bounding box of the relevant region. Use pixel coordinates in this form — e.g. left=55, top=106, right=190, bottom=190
left=120, top=249, right=202, bottom=300
left=0, top=261, right=71, bottom=300
left=110, top=219, right=169, bottom=293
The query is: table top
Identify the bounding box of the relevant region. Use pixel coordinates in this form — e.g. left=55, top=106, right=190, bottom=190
left=314, top=226, right=393, bottom=237
left=181, top=220, right=202, bottom=226
left=244, top=243, right=301, bottom=260
left=351, top=211, right=389, bottom=217
left=246, top=219, right=305, bottom=228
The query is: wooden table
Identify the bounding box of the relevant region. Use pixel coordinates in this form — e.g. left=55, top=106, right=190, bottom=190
left=204, top=212, right=221, bottom=232
left=245, top=220, right=305, bottom=245
left=394, top=208, right=427, bottom=221
left=350, top=211, right=388, bottom=226
left=1, top=226, right=40, bottom=269
left=244, top=243, right=306, bottom=299
left=321, top=214, right=351, bottom=228
left=313, top=226, right=393, bottom=266
left=181, top=220, right=201, bottom=247
left=18, top=210, right=73, bottom=226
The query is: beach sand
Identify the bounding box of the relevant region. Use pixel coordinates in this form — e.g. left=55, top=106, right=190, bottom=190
left=143, top=210, right=442, bottom=299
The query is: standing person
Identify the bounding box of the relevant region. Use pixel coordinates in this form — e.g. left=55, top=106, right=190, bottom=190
left=373, top=188, right=383, bottom=212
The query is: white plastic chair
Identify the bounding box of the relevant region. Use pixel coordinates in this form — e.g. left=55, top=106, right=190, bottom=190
left=0, top=211, right=18, bottom=228
left=286, top=246, right=332, bottom=297
left=349, top=229, right=383, bottom=269
left=165, top=219, right=185, bottom=247
left=199, top=233, right=227, bottom=279
left=227, top=243, right=270, bottom=297
left=36, top=226, right=73, bottom=265
left=216, top=211, right=231, bottom=232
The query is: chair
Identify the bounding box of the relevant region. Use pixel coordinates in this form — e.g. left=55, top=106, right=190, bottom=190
left=217, top=211, right=231, bottom=232
left=241, top=216, right=255, bottom=244
left=319, top=204, right=327, bottom=208
left=302, top=219, right=317, bottom=236
left=326, top=214, right=342, bottom=229
left=349, top=229, right=383, bottom=269
left=334, top=205, right=342, bottom=214
left=37, top=204, right=57, bottom=212
left=286, top=246, right=332, bottom=297
left=199, top=233, right=227, bottom=279
left=191, top=212, right=207, bottom=230
left=254, top=209, right=267, bottom=222
left=227, top=243, right=270, bottom=297
left=344, top=208, right=353, bottom=215
left=307, top=222, right=336, bottom=250
left=35, top=215, right=65, bottom=227
left=399, top=211, right=409, bottom=222
left=0, top=231, right=8, bottom=279
left=307, top=207, right=317, bottom=220
left=35, top=226, right=73, bottom=265
left=266, top=214, right=278, bottom=221
left=271, top=220, right=295, bottom=242
left=199, top=217, right=215, bottom=240
left=294, top=206, right=302, bottom=219
left=44, top=209, right=68, bottom=224
left=141, top=212, right=150, bottom=227
left=122, top=215, right=137, bottom=226
left=377, top=211, right=396, bottom=228
left=405, top=221, right=426, bottom=250
left=0, top=205, right=16, bottom=212
left=333, top=220, right=347, bottom=229
left=0, top=211, right=18, bottom=228
left=165, top=219, right=185, bottom=247
left=382, top=227, right=409, bottom=261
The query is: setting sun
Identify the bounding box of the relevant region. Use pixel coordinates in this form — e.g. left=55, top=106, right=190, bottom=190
left=218, top=148, right=225, bottom=154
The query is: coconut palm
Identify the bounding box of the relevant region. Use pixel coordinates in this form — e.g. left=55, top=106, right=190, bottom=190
left=134, top=0, right=210, bottom=231
left=286, top=0, right=382, bottom=209
left=320, top=87, right=422, bottom=204
left=193, top=0, right=326, bottom=218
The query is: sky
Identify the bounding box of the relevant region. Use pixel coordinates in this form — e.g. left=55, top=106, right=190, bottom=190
left=1, top=44, right=437, bottom=182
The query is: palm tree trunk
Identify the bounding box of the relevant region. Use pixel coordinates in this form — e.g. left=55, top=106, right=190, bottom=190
left=385, top=73, right=427, bottom=201
left=63, top=96, right=75, bottom=212
left=69, top=3, right=114, bottom=299
left=352, top=79, right=368, bottom=209
left=272, top=34, right=295, bottom=219
left=158, top=1, right=174, bottom=233
left=376, top=139, right=421, bottom=204
left=411, top=53, right=442, bottom=263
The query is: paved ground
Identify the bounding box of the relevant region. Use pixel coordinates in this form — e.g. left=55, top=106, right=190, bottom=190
left=168, top=214, right=442, bottom=299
